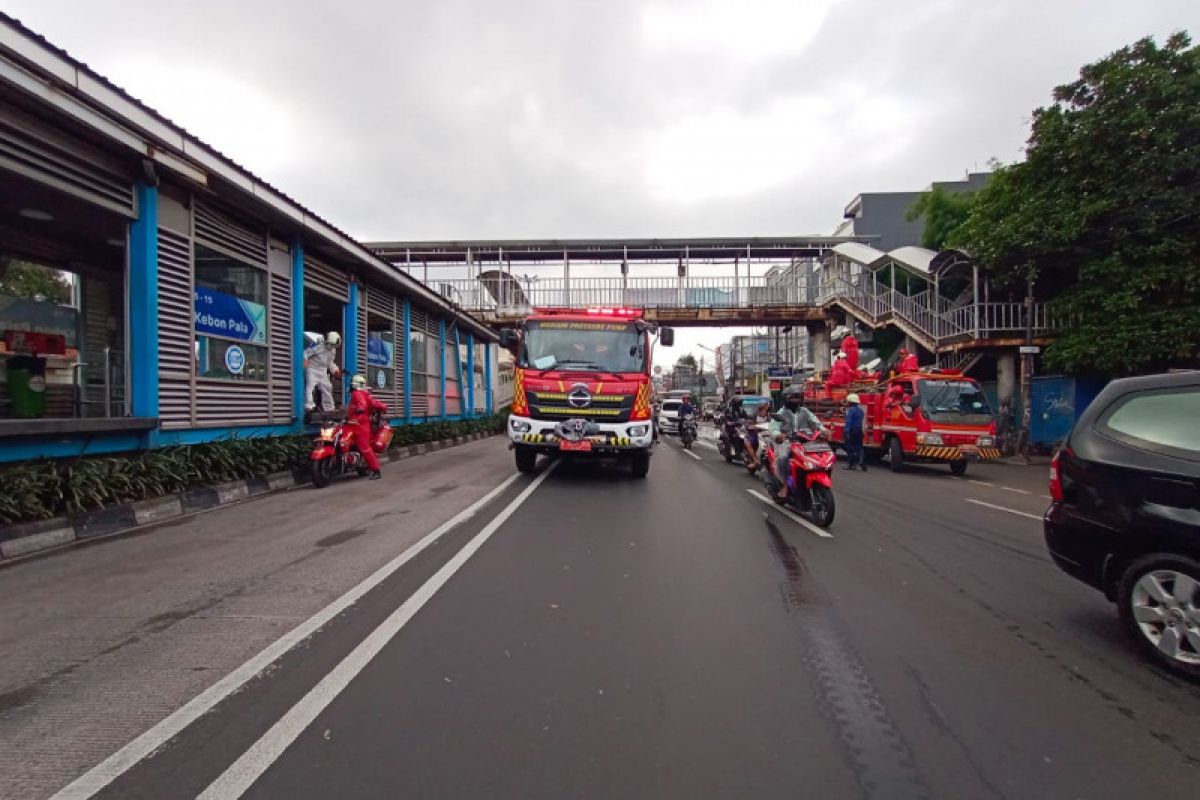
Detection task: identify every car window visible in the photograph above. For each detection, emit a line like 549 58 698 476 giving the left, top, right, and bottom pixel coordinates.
662 401 681 411
1101 387 1200 457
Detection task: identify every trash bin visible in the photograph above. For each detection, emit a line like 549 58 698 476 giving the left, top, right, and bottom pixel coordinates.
7 354 47 418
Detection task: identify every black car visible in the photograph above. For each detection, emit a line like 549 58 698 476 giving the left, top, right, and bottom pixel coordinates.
1044 371 1200 678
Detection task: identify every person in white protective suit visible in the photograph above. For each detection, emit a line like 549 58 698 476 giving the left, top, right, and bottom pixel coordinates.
304 331 342 414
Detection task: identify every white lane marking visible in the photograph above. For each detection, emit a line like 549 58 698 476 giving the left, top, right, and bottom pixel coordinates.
51 470 526 800
694 439 719 451
1040 494 1052 501
198 463 557 799
681 447 703 461
746 489 834 539
1001 486 1033 496
968 479 996 487
964 498 1043 521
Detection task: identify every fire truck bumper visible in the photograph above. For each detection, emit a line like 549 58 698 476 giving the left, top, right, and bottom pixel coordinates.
507 414 654 453
914 446 1002 462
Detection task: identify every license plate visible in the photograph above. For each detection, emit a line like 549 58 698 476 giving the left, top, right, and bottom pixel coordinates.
560 440 593 452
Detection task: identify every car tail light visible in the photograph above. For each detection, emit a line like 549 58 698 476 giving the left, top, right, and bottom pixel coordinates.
1049 449 1065 502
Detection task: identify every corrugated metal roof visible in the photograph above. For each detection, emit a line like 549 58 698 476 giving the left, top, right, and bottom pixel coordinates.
0 11 496 340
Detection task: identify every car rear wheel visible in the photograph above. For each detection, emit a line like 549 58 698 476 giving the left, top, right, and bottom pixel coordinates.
1117 554 1200 679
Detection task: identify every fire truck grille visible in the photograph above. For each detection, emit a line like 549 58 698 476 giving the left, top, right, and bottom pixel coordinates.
528 391 633 422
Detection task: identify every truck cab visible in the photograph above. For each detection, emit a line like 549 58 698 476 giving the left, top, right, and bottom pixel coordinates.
500 308 673 477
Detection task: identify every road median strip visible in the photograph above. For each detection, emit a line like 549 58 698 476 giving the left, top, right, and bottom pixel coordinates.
0 432 501 565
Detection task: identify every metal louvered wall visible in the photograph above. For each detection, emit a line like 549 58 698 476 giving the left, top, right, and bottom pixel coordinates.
157 227 194 428
304 256 349 301
194 200 268 267
409 307 430 417
357 295 367 384
364 286 403 413
0 101 136 217
269 272 292 423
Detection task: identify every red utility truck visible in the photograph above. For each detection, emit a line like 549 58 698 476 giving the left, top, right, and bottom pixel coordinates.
499 308 673 477
805 368 1001 475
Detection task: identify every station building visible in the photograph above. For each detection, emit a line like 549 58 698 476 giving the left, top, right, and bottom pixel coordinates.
0 14 497 464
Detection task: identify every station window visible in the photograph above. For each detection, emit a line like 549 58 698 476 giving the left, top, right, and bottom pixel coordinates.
367 315 395 392
194 244 268 381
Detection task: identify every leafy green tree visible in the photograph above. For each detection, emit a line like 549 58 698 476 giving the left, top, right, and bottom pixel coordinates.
906 186 977 250
675 353 697 370
0 258 72 304
950 33 1200 374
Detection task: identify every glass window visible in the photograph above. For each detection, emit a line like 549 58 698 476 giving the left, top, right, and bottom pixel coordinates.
367 315 395 393
410 329 427 374
917 379 993 425
194 244 268 382
518 320 645 372
1104 388 1200 455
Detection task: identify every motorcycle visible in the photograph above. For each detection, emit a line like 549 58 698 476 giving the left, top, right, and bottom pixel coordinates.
760 428 837 527
718 416 759 474
679 413 697 449
310 410 392 488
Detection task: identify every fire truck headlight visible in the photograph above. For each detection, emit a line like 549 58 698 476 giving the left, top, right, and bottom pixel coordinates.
628 425 649 437
977 435 994 447
510 419 532 433
917 433 944 446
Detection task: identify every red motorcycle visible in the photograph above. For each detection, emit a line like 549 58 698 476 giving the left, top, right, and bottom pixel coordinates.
760 428 837 527
310 410 392 488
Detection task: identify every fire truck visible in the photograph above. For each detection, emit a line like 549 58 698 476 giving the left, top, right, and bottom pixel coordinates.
499 308 673 477
804 368 1001 475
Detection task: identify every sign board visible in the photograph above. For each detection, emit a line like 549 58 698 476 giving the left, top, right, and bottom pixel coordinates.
1019 346 1041 355
367 335 394 367
224 344 246 375
653 365 662 375
194 286 266 344
769 381 782 391
766 366 793 378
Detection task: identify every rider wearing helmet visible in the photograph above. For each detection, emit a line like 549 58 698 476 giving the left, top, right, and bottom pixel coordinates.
304 330 342 417
772 384 823 499
348 372 388 480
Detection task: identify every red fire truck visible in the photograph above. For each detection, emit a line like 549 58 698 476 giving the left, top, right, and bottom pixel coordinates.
804 368 1001 475
499 308 673 477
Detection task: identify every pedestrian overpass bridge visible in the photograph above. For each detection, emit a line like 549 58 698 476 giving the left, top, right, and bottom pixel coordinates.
367 237 1058 367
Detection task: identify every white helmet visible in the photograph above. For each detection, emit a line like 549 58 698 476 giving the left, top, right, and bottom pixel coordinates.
836 350 847 359
846 393 861 404
326 331 341 347
351 373 367 389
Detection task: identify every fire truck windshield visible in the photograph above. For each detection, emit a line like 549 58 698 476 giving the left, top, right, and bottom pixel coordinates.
917 379 994 425
519 319 646 373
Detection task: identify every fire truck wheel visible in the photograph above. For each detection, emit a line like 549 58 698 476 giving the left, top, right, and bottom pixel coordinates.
630 450 650 479
949 460 968 476
514 446 538 474
888 436 905 473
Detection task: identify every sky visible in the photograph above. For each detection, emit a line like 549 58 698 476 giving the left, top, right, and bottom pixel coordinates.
4 0 1195 364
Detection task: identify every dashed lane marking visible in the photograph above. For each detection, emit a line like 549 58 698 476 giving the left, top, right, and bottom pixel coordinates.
746 489 834 539
1001 486 1033 495
680 447 703 461
964 498 1043 521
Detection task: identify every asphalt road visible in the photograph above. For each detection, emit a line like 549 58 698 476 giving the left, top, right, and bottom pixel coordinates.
3 427 1199 799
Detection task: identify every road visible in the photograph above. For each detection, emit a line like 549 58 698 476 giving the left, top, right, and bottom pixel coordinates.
2 428 1198 799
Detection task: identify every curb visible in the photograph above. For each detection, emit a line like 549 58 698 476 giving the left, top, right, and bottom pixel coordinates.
0 431 500 565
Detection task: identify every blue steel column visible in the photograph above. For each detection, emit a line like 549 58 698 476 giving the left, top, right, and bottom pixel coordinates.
129 183 159 432
343 282 359 386
466 332 475 417
402 299 412 422
485 342 494 414
290 239 305 422
438 318 447 419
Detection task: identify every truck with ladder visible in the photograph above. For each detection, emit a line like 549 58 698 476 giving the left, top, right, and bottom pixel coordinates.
499 307 674 477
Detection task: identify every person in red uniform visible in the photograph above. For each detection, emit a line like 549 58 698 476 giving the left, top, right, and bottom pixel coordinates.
827 351 855 387
897 347 919 373
348 373 387 480
840 333 860 372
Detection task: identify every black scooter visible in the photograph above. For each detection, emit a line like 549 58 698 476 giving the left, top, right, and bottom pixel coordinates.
717 415 758 473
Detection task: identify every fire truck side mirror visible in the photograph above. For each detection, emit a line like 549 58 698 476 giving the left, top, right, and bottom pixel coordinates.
660 328 675 347
499 328 520 351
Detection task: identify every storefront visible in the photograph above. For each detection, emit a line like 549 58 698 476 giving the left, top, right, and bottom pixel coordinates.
0 14 497 463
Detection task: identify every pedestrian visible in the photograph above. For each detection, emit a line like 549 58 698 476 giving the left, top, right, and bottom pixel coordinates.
843 393 866 471
304 331 342 418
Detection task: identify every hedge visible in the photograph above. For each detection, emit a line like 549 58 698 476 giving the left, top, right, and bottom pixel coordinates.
0 412 508 525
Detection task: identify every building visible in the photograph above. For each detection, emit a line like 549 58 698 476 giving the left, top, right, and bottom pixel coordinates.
832 172 991 251
0 14 498 464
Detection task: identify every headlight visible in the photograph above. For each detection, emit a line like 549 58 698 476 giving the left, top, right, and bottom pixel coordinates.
977 435 994 447
628 425 649 437
319 427 336 439
510 419 532 433
918 433 944 445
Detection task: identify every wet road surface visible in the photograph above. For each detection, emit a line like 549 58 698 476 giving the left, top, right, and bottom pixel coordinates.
4 431 1199 799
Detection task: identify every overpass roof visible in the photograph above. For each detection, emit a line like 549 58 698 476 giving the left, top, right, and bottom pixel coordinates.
368 236 864 265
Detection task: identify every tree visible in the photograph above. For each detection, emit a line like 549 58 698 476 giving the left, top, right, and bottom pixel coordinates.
0 259 72 304
675 353 697 370
950 32 1200 374
905 186 977 250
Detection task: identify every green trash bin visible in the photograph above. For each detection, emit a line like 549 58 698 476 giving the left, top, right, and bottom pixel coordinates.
7 354 47 418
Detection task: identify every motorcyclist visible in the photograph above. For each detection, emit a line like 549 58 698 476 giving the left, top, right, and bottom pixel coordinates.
742 400 771 467
348 373 387 480
678 394 697 441
772 385 823 500
305 331 342 417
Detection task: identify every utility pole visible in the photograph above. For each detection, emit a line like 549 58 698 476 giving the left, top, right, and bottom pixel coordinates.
1018 275 1035 464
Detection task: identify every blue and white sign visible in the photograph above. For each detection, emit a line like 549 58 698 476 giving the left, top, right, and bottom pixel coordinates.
376 369 387 389
367 335 394 368
195 286 267 344
224 344 246 375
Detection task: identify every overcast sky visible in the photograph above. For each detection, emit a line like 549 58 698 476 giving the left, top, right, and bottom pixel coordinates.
6 0 1195 362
